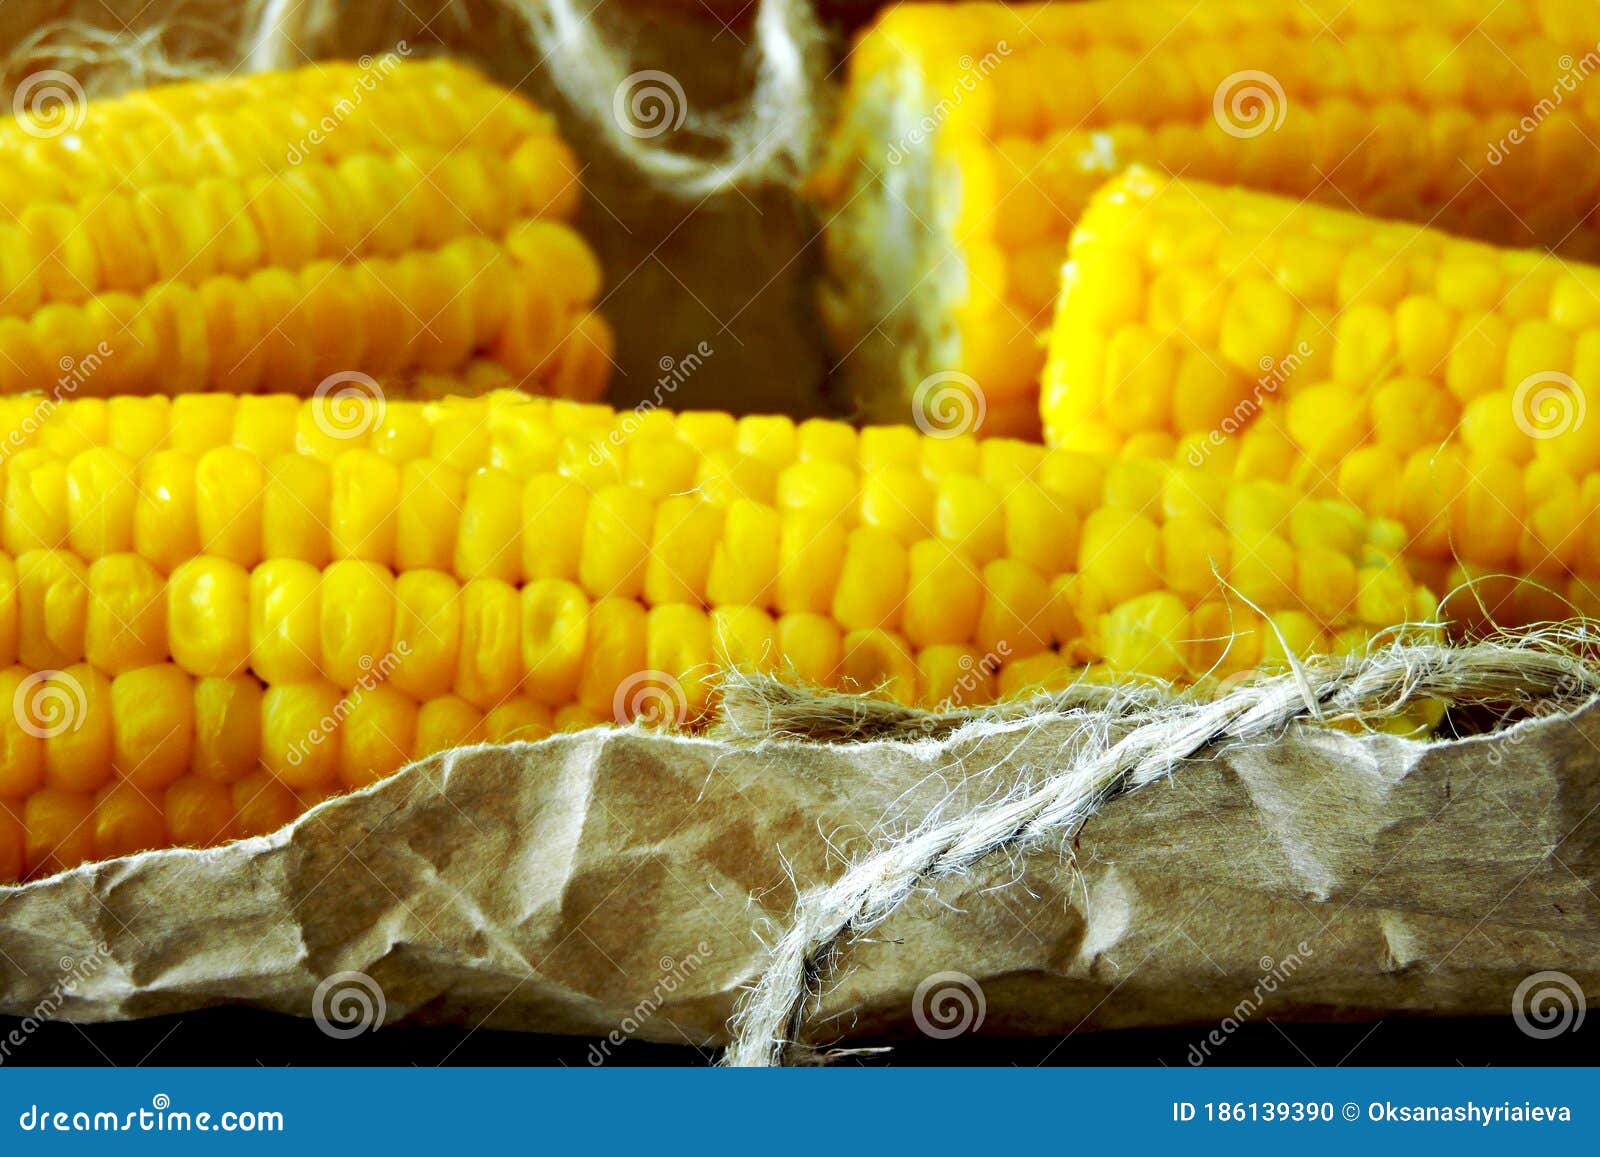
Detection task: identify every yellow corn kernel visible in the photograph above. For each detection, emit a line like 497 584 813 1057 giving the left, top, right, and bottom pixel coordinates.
975 559 1053 658
249 559 322 684
232 770 300 839
330 449 400 564
389 569 461 701
111 663 194 791
483 698 553 745
775 510 847 614
577 596 647 715
84 553 167 675
519 578 589 707
918 644 997 709
260 453 332 567
18 549 88 669
705 499 782 610
839 628 916 704
413 695 484 759
1229 531 1297 610
391 460 463 572
775 613 841 687
644 604 713 722
165 776 235 848
167 556 250 678
1100 592 1188 682
0 668 44 797
457 578 522 708
338 685 419 790
456 467 522 583
580 483 654 599
135 451 201 574
192 676 261 784
860 467 934 544
194 446 265 567
522 474 589 582
1078 508 1160 606
832 526 908 632
41 664 113 794
1004 483 1079 576
5 449 69 556
262 680 343 790
710 605 776 672
902 538 982 647
66 447 138 559
24 788 95 877
319 560 397 690
646 495 723 606
935 475 1005 564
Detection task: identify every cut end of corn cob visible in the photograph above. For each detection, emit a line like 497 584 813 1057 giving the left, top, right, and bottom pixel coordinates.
0 390 1435 882
819 0 1600 439
1043 165 1600 630
0 59 610 403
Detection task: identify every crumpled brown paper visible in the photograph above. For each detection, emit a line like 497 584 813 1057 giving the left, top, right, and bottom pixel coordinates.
2 702 1596 1052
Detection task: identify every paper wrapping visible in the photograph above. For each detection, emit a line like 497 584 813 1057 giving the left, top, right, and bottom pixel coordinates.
2 704 1596 1051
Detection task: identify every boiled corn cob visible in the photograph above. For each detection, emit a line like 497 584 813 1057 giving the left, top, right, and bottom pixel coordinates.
0 389 1434 881
817 0 1600 438
1043 166 1600 628
0 58 610 401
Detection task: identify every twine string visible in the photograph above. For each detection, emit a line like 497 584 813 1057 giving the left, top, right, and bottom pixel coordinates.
722 637 1600 1066
246 0 823 196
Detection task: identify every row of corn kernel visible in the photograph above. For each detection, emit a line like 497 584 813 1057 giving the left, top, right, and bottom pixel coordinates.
0 688 593 883
0 395 1056 489
0 234 608 398
0 662 566 800
5 778 309 881
0 507 1403 675
0 144 582 315
0 60 551 202
1220 417 1600 591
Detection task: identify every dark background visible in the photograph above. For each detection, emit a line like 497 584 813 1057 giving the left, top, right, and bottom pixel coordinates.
1 1010 1588 1067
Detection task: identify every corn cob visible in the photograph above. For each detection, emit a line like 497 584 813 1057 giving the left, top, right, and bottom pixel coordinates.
0 388 1433 880
0 59 610 401
1043 166 1600 628
816 0 1600 438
